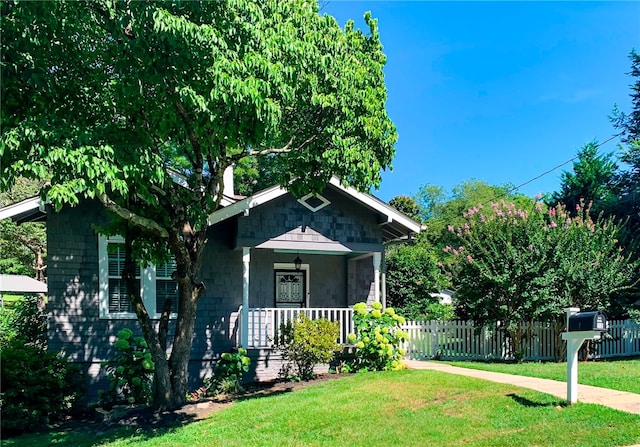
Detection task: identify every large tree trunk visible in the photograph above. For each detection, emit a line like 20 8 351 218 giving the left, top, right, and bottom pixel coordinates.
164 224 207 408
121 214 208 409
167 279 199 407
123 228 175 410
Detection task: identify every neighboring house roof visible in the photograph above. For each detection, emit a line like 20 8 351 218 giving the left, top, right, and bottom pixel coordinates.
0 197 45 224
0 274 47 294
430 289 454 305
207 176 423 242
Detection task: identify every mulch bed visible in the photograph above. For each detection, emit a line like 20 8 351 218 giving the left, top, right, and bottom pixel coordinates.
53 373 347 436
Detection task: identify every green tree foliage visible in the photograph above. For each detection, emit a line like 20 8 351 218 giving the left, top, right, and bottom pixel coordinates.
384 181 527 323
0 296 47 349
415 180 529 245
233 154 282 196
610 50 640 241
611 50 640 145
1 1 396 409
547 142 619 216
388 195 422 221
445 199 639 357
385 241 446 320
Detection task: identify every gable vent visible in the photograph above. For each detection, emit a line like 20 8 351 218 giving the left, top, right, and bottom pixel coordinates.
298 193 330 212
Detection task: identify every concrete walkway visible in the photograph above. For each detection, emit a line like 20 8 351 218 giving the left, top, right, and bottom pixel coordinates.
404 360 640 415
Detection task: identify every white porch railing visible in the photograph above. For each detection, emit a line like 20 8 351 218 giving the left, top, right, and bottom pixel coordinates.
238 307 355 349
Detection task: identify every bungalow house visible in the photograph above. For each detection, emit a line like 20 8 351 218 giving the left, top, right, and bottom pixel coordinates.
0 171 421 392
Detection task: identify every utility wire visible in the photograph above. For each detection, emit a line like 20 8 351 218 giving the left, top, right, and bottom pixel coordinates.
483 132 623 205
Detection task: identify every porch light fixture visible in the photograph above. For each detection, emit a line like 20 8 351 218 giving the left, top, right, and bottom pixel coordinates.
294 255 303 271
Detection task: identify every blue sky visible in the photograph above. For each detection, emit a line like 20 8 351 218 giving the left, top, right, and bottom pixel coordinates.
323 1 640 202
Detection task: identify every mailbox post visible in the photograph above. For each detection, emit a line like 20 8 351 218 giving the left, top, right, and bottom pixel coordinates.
561 307 607 404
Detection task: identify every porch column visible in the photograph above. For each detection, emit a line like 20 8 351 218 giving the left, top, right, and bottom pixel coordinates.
381 254 387 309
381 272 387 309
373 251 381 303
241 247 250 347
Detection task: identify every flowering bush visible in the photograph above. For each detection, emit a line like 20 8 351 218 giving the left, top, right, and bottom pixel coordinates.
443 198 638 359
347 302 408 372
99 328 154 406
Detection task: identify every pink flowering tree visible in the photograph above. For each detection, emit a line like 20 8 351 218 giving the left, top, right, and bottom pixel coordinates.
444 198 638 360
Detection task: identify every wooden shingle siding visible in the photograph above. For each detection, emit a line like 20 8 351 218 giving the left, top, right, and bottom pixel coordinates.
236 187 384 247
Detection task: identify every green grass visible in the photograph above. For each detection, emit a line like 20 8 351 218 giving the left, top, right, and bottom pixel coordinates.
5 370 640 447
0 293 25 310
445 358 640 394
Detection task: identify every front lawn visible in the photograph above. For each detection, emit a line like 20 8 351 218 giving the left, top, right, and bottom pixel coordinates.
4 370 640 447
445 358 640 394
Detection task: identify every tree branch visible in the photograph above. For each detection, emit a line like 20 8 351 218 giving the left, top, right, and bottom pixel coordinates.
98 193 169 238
173 90 204 188
235 134 319 160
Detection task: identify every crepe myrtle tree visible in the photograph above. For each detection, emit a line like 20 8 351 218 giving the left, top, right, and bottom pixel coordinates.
1 1 397 409
444 198 638 359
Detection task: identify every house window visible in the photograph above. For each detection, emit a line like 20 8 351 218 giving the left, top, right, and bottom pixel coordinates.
98 235 178 319
155 259 178 314
107 242 139 314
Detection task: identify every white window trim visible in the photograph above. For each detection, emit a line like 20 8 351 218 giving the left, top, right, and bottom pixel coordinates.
273 262 310 307
98 235 178 320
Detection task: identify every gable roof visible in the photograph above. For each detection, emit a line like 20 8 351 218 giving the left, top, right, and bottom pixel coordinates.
0 177 423 242
0 197 45 224
207 176 422 242
0 171 238 224
0 274 47 294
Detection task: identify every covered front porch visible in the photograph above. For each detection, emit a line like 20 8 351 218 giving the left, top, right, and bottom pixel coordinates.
234 246 383 349
204 176 422 354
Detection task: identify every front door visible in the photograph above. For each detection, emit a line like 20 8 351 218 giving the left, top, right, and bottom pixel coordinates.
275 270 306 308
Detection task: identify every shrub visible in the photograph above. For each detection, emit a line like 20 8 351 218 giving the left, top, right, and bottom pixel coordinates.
204 348 251 397
0 340 85 437
385 242 447 320
276 315 341 381
99 328 154 407
347 302 408 372
0 295 47 348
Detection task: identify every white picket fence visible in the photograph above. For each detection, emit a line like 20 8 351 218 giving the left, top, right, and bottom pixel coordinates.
238 307 640 361
403 319 640 361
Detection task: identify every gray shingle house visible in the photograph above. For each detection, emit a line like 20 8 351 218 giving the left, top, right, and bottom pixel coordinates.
1 173 421 391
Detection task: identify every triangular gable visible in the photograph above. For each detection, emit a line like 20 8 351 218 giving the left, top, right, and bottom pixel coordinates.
255 225 352 253
207 176 423 241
